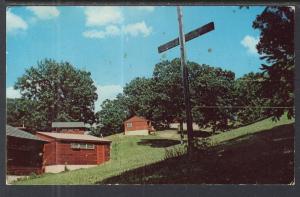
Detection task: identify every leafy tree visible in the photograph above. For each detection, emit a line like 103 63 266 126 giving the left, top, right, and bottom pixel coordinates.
190 64 236 133
122 59 185 129
120 59 237 132
14 59 98 131
253 6 294 119
234 72 268 124
7 98 27 127
123 77 156 120
151 59 185 128
97 94 128 136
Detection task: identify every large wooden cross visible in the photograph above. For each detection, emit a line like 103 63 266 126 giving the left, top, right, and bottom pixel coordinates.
158 6 215 153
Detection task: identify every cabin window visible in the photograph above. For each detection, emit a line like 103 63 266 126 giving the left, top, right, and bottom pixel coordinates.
70 143 95 150
126 122 132 128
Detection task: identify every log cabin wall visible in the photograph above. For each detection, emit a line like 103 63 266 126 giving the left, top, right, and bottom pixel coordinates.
124 116 150 132
7 136 45 175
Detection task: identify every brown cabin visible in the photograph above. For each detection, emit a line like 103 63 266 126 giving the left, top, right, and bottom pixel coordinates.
52 122 86 134
6 125 48 175
124 116 154 135
36 132 111 167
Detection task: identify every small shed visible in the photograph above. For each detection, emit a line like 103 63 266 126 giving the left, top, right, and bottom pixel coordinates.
52 122 86 134
6 125 48 175
124 116 154 135
36 132 111 172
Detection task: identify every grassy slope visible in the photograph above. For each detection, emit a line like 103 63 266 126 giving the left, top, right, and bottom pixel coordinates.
101 117 295 184
14 135 179 185
209 115 294 145
14 116 294 184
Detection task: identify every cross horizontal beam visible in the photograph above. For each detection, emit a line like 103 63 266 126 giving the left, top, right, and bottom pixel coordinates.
158 22 214 53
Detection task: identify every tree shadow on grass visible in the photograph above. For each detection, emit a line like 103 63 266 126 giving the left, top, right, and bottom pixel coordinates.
193 131 212 138
137 139 181 148
179 130 212 137
98 123 294 184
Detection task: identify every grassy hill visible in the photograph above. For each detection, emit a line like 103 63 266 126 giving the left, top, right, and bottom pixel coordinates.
13 133 181 185
13 115 294 185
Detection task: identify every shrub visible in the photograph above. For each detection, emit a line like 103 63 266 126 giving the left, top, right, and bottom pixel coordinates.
164 146 187 160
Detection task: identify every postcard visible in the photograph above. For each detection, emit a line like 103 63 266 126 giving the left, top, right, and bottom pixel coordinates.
5 5 295 185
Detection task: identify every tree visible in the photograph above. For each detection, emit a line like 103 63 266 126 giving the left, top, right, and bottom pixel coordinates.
7 98 28 127
152 59 185 128
7 98 51 131
14 59 98 131
253 6 294 119
123 77 156 120
123 59 185 129
189 64 236 133
234 72 268 125
97 94 128 136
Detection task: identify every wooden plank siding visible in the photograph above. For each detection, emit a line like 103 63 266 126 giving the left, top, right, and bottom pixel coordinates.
55 141 98 165
124 116 154 135
124 116 151 132
36 132 111 166
7 136 45 175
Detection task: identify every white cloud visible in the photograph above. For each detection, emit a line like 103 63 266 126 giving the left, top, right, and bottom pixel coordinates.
84 6 124 27
26 6 60 20
95 84 123 111
6 10 28 33
241 35 259 54
82 6 152 39
84 21 152 39
83 25 121 39
6 87 21 98
135 6 155 12
122 21 152 37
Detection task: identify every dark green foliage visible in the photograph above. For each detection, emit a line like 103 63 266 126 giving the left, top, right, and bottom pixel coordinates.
151 59 185 128
123 77 156 120
14 59 98 131
190 64 236 132
235 72 268 124
97 94 128 136
98 58 257 133
253 6 294 119
6 98 46 131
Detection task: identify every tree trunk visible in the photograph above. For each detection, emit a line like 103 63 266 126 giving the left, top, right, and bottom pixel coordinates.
179 121 184 144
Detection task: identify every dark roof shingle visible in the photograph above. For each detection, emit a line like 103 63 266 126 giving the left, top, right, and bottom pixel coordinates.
6 125 47 142
52 122 85 128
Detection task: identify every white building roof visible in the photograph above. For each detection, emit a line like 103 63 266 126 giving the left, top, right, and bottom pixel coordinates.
52 122 85 128
37 132 111 143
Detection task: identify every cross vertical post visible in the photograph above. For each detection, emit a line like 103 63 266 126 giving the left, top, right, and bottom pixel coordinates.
177 6 194 153
158 7 214 153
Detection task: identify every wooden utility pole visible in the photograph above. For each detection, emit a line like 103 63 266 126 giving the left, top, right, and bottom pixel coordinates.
176 6 194 153
157 6 215 153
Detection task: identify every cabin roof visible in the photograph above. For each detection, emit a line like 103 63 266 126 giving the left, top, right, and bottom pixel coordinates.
124 116 149 123
37 132 111 143
52 122 85 128
6 125 47 142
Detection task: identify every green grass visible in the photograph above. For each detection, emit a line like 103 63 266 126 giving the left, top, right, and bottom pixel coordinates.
13 115 294 185
14 134 180 185
100 121 295 184
209 115 294 145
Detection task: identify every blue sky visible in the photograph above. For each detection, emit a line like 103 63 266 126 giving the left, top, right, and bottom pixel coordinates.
6 6 265 111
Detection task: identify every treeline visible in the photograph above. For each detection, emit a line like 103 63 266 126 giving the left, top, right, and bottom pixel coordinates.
97 6 295 134
96 6 295 136
7 6 294 135
96 60 270 136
